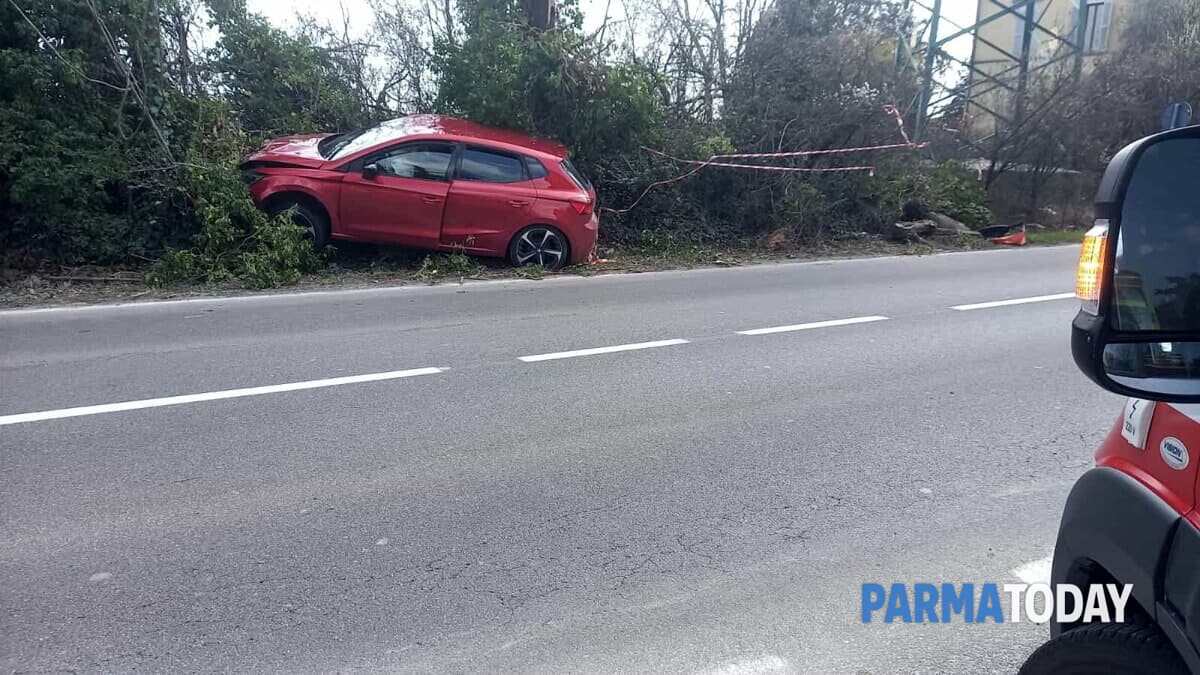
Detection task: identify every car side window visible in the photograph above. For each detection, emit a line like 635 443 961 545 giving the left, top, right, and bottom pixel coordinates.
373 143 453 181
457 148 526 183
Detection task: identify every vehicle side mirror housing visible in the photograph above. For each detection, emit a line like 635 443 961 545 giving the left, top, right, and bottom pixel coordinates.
1071 125 1200 403
362 163 380 179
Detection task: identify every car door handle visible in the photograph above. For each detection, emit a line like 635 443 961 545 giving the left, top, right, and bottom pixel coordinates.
423 196 443 204
508 199 530 207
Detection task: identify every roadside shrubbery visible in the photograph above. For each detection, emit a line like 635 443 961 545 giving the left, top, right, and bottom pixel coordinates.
412 252 487 282
880 162 993 227
143 104 322 289
1 0 995 287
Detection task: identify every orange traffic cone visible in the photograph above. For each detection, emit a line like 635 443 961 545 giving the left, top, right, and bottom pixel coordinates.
992 224 1027 246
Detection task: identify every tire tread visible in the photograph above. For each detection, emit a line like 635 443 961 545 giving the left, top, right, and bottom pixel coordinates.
1020 622 1188 675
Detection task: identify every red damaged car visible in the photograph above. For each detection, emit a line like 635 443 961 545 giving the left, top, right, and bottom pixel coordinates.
240 115 599 270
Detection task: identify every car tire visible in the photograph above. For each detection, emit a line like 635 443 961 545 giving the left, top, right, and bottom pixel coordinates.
508 225 570 271
1018 622 1188 675
267 198 330 251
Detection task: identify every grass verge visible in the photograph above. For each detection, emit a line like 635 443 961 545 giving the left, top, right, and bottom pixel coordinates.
1027 229 1084 246
0 233 1073 309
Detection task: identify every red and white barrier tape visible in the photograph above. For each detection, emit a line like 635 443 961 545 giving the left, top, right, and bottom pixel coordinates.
642 147 878 174
882 104 916 146
601 105 927 216
700 141 922 159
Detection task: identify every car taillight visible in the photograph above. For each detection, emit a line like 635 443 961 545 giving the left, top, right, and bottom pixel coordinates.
569 199 593 215
1076 220 1109 315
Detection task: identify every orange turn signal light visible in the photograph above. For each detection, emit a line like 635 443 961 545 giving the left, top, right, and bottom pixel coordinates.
1076 221 1109 315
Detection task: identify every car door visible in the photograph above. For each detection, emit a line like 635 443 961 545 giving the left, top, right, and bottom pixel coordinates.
441 146 539 255
338 141 454 248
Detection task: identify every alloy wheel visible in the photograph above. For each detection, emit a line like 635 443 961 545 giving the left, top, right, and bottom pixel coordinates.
290 211 315 240
515 228 565 267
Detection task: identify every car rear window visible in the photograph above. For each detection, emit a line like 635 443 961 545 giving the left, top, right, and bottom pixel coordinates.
457 148 526 183
560 159 592 190
524 157 548 179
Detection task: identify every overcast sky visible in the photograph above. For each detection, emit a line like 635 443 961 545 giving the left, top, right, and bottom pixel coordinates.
246 0 618 34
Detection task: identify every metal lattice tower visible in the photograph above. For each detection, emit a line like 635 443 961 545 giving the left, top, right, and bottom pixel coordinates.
901 0 1093 145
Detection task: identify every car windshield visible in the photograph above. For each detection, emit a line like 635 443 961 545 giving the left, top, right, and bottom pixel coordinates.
317 131 359 159
318 127 374 160
318 119 436 160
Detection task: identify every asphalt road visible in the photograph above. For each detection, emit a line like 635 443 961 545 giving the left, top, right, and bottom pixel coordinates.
0 245 1121 674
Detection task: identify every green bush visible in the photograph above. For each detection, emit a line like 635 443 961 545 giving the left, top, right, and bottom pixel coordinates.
928 162 992 227
879 161 992 227
412 252 486 282
0 1 185 264
207 10 368 136
143 249 201 286
145 103 321 288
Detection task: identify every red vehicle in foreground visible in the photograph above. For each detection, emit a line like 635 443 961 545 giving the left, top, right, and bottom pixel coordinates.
1020 125 1200 673
241 115 599 270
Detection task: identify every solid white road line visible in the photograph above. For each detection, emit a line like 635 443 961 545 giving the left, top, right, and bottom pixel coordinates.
518 339 689 362
0 367 444 426
736 315 889 336
708 655 790 675
950 292 1075 311
1012 554 1054 585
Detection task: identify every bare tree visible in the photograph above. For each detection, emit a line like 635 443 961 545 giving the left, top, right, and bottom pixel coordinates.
160 0 207 94
622 0 762 121
370 0 438 112
1069 0 1200 163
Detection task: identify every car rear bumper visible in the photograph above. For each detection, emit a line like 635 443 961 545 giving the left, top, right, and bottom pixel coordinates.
568 213 599 264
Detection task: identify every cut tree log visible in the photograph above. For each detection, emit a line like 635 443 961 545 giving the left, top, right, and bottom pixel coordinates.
929 212 977 235
888 219 938 244
890 216 983 245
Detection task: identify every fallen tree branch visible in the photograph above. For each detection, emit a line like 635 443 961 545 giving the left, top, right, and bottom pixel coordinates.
45 275 141 283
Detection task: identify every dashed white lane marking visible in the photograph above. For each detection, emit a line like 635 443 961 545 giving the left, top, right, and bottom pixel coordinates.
706 655 789 675
1012 554 1054 585
0 367 444 426
950 292 1075 311
737 315 889 336
518 339 690 362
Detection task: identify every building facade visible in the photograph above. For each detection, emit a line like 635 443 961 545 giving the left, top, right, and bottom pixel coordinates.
965 0 1130 140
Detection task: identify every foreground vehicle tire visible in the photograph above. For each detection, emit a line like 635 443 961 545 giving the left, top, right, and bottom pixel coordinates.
1019 622 1188 675
508 225 569 270
267 198 330 250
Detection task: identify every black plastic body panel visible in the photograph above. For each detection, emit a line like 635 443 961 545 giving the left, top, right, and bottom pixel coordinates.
1165 520 1200 667
1051 467 1200 672
1051 467 1177 634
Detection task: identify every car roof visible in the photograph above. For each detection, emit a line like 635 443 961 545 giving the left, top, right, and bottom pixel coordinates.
351 115 569 159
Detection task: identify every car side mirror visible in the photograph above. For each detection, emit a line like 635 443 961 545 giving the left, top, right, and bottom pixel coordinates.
1071 125 1200 403
363 163 380 179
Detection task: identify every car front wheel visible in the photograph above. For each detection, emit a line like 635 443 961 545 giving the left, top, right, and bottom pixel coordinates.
509 225 569 270
1019 622 1188 675
267 198 330 251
